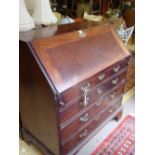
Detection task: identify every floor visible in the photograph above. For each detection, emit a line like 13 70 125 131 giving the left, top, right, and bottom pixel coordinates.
19 87 135 155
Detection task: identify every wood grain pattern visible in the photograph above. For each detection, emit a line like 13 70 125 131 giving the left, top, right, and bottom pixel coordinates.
59 70 127 125
20 21 131 155
20 41 60 155
61 98 123 154
59 83 125 141
58 59 128 105
19 21 106 42
31 25 130 93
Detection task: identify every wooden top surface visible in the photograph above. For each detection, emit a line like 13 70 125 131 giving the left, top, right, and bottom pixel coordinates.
30 24 130 93
19 21 106 42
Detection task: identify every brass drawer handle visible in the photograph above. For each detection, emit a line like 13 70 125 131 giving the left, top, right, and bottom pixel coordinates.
59 101 64 107
94 115 101 121
113 65 120 73
98 73 105 81
78 30 86 38
81 83 90 107
97 88 103 95
112 78 118 85
108 108 114 113
81 82 90 91
79 129 88 138
96 101 102 106
110 91 117 99
80 113 89 122
80 96 90 107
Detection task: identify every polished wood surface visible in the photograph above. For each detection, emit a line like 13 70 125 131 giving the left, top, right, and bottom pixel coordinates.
20 21 131 155
31 25 130 93
19 21 106 42
59 69 127 124
60 83 125 141
59 59 128 105
61 98 122 154
20 41 60 155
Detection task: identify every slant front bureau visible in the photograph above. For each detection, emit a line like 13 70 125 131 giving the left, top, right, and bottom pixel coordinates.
20 22 131 155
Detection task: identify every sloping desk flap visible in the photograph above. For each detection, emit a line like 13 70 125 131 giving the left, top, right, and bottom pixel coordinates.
31 25 130 93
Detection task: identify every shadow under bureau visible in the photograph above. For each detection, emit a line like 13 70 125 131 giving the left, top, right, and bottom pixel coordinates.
19 22 131 155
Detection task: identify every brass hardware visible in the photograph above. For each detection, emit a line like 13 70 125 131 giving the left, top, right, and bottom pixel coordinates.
112 78 118 85
80 96 90 107
81 83 90 107
59 101 64 106
80 113 89 122
108 108 113 113
82 82 90 90
98 73 105 81
94 115 101 121
78 30 86 38
110 91 117 99
96 101 101 106
97 88 103 95
96 101 102 107
79 129 88 138
113 65 120 73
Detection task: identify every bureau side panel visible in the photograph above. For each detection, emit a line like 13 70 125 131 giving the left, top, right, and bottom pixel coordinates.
19 41 60 155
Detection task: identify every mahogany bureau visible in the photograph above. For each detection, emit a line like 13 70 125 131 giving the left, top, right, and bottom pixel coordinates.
19 22 131 155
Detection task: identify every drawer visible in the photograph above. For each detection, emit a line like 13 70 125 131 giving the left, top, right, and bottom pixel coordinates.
59 85 124 141
59 70 127 124
58 60 128 106
61 98 122 154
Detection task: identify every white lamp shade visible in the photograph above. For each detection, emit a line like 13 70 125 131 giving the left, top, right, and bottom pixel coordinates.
32 0 57 25
19 0 35 32
24 0 37 14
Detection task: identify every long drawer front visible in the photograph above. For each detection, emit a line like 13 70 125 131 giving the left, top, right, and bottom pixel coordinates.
59 69 127 124
58 59 128 106
59 83 125 141
61 98 122 154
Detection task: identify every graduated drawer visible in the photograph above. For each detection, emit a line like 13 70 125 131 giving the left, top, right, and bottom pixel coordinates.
61 98 122 154
58 59 128 106
58 70 127 124
59 84 124 141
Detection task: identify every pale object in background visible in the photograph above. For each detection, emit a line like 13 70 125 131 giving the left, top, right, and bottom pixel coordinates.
24 0 37 14
19 0 35 32
32 0 57 25
59 16 75 25
76 2 91 17
53 12 62 24
83 12 102 22
117 25 134 45
53 12 74 25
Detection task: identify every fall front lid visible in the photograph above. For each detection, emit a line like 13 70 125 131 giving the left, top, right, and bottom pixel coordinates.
31 25 130 93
